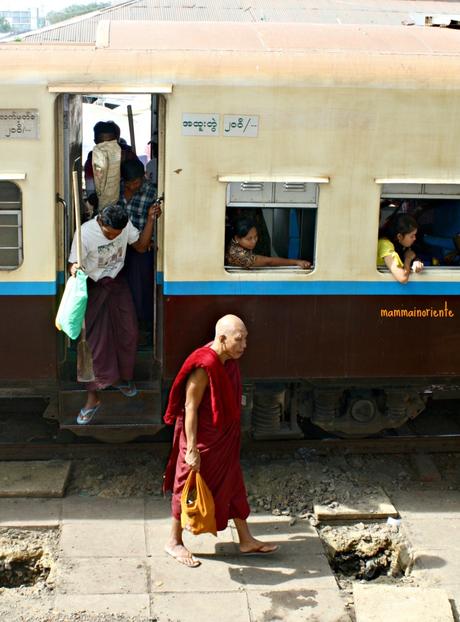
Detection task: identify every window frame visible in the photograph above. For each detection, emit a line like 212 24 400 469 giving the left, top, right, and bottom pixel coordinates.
0 180 24 271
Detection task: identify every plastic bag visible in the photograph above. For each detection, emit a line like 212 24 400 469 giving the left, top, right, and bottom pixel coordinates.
55 269 88 340
180 471 217 536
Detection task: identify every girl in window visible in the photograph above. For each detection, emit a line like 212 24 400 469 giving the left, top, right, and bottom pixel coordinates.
377 214 424 283
226 218 311 269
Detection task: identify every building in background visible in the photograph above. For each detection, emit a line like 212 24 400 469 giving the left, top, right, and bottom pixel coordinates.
0 7 42 34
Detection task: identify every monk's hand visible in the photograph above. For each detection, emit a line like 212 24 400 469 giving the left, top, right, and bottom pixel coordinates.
69 263 79 277
185 447 200 471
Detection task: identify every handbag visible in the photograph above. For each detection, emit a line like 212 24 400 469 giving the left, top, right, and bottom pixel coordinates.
55 269 88 340
180 471 217 536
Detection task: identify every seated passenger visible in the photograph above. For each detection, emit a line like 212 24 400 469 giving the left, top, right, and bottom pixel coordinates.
377 214 424 284
226 219 311 269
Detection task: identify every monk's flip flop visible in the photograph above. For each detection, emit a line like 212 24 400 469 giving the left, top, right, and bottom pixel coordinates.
76 403 101 425
114 381 138 398
164 546 201 568
240 545 280 556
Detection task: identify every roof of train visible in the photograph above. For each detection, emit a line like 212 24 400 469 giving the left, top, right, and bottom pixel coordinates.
14 0 460 44
2 21 460 89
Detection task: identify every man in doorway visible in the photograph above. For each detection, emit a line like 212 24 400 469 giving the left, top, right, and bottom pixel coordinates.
120 157 160 342
163 314 279 567
68 201 161 424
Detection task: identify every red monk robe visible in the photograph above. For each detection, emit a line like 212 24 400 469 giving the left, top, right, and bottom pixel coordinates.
163 345 250 531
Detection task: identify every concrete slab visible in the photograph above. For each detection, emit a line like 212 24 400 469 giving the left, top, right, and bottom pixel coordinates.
145 495 173 520
55 557 148 594
230 514 325 556
246 587 351 622
229 552 338 592
0 594 56 622
314 487 398 520
60 521 146 557
0 498 61 527
389 490 460 519
353 584 453 622
148 555 243 592
403 518 460 550
54 593 150 618
0 460 71 498
62 495 144 523
150 592 251 622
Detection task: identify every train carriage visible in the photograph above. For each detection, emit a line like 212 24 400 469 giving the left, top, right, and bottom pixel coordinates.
1 20 460 440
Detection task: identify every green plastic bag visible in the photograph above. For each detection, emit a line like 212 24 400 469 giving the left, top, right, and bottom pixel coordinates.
55 269 88 340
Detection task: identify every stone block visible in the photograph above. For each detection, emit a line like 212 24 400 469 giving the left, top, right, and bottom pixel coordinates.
353 584 453 622
0 498 61 527
55 557 148 594
150 592 250 622
62 495 144 522
246 587 350 622
0 461 71 497
60 521 146 557
54 594 150 618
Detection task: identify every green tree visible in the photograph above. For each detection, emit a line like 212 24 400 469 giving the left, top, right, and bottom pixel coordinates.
0 17 12 32
46 3 110 25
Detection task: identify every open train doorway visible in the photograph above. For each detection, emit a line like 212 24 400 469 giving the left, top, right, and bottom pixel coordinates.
55 91 165 441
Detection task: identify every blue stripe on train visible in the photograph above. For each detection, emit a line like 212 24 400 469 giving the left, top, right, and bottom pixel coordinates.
0 281 57 295
1 279 460 296
164 280 460 296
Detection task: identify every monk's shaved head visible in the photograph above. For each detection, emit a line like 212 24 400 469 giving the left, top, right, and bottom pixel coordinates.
215 314 247 338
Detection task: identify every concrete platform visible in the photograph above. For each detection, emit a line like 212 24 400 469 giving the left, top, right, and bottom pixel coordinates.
353 584 453 622
2 488 460 622
0 495 351 622
0 460 71 497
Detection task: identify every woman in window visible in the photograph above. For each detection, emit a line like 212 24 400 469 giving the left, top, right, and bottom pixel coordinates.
226 218 311 269
377 214 424 283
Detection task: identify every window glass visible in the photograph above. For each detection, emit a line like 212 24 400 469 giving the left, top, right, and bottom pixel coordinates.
225 181 317 271
0 181 23 269
378 184 460 269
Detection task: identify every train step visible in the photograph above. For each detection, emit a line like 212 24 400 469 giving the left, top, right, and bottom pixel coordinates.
57 388 163 442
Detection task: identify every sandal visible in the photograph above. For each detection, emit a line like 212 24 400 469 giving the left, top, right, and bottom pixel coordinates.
114 381 138 398
76 402 101 425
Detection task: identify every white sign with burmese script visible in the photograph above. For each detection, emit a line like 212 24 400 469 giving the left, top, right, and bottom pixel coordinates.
0 109 40 140
182 113 219 136
223 115 259 137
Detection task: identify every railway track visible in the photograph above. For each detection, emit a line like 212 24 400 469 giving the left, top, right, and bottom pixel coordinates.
2 434 460 460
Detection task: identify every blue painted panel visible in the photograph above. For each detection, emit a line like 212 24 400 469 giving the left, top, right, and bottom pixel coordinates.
163 280 460 296
0 281 57 296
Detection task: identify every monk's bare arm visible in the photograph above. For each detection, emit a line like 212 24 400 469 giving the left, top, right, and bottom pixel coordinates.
184 367 209 471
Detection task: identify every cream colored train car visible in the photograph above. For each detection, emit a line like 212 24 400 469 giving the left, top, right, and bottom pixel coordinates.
1 21 460 439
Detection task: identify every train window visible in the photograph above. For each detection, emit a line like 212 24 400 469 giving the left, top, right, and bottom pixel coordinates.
378 183 460 269
0 181 23 270
225 182 317 271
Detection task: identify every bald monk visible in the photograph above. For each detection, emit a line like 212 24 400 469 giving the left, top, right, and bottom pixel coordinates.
163 314 278 567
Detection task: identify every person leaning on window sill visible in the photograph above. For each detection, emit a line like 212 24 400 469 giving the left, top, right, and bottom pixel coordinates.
377 214 424 284
225 218 311 270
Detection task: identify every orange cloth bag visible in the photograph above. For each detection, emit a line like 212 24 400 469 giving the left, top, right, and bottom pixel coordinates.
180 471 217 536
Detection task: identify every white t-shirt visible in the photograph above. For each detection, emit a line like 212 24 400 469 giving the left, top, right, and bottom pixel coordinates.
69 217 140 282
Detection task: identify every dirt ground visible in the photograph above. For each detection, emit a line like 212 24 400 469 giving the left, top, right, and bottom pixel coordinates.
2 445 460 621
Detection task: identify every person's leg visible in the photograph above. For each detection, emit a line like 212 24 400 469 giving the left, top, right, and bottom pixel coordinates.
110 276 138 383
164 517 201 567
233 517 279 554
83 389 99 410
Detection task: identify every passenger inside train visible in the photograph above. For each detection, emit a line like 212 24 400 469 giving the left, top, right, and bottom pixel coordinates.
225 218 311 269
119 157 160 343
84 120 136 214
377 214 424 283
377 190 460 276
